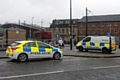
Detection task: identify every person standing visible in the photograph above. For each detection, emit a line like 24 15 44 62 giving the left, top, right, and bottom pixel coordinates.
58 38 63 49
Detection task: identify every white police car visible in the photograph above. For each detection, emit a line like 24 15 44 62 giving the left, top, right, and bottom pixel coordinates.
6 40 63 62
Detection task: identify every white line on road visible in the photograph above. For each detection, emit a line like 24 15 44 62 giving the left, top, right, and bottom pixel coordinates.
63 58 88 62
93 65 120 69
0 71 64 79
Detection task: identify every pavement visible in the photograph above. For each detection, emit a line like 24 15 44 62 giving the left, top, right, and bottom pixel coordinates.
0 45 120 59
62 46 120 58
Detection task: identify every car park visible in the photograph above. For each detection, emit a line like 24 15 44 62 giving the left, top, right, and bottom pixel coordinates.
6 40 63 62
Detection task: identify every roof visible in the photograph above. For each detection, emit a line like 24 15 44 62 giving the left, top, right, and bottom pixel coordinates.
79 14 120 22
88 36 114 38
1 23 42 31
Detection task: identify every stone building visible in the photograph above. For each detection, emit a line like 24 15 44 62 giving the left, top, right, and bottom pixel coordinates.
50 19 79 44
0 28 26 46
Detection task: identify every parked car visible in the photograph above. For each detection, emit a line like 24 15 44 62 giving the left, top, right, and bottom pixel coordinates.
6 40 63 62
76 36 116 53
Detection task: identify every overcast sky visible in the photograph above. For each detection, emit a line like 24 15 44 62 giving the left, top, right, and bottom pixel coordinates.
0 0 120 27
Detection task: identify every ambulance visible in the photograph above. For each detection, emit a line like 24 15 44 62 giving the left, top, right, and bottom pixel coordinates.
76 36 116 53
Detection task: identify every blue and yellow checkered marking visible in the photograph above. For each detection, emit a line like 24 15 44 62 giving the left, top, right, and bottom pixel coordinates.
79 42 109 47
77 41 116 51
23 46 31 52
23 47 58 52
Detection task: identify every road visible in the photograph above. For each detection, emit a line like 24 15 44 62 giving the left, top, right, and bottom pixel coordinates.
0 56 120 80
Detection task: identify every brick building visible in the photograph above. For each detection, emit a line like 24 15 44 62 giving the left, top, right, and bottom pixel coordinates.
78 14 120 44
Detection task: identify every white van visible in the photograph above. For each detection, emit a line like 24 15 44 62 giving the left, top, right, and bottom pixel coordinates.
76 36 116 53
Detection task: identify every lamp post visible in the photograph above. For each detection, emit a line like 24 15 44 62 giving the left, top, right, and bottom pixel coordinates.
85 8 94 36
30 17 34 40
70 0 73 50
41 19 44 27
86 7 88 36
109 24 112 53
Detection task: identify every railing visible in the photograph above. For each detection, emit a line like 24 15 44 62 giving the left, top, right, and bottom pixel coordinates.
0 39 58 48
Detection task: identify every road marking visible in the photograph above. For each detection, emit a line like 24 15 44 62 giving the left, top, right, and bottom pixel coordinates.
63 59 87 61
0 71 64 79
93 65 120 69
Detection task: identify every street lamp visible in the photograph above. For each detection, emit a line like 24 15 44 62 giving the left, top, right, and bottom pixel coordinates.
70 0 73 50
86 7 88 36
109 24 112 53
30 17 34 40
41 19 44 27
86 7 94 36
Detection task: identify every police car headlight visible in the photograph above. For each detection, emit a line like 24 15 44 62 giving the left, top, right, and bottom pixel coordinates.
76 44 79 46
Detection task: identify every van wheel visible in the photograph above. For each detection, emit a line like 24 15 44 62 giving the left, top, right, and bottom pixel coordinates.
18 53 28 62
79 47 83 52
53 53 61 60
102 48 109 53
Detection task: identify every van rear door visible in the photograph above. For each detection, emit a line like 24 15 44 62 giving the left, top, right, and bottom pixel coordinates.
111 37 116 50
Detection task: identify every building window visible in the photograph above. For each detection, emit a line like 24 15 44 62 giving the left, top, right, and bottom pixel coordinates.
59 21 64 24
0 33 3 40
87 30 90 34
62 29 64 33
73 20 76 24
80 30 84 34
59 29 61 33
66 36 68 39
53 29 56 33
55 21 59 25
101 22 104 26
92 23 96 27
66 28 68 33
65 20 69 24
80 23 83 27
101 30 104 34
92 30 96 34
106 22 111 26
114 22 118 26
114 29 118 34
106 30 110 33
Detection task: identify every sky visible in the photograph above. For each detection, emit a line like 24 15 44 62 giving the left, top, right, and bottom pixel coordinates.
0 0 120 27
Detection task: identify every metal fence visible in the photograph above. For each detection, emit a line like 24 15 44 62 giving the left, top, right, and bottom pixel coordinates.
0 39 58 48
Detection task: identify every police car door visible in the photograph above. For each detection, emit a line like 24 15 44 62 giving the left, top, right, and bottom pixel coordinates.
82 37 92 49
23 42 39 58
37 42 52 58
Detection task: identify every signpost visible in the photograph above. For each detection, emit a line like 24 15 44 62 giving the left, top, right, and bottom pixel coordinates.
107 32 111 53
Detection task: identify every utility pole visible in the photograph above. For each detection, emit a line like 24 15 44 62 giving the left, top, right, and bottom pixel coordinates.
70 0 73 50
30 17 34 40
109 24 112 53
18 20 20 25
86 7 88 36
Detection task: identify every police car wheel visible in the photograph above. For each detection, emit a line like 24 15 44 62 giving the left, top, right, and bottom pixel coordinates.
79 47 83 52
53 53 61 60
18 53 28 62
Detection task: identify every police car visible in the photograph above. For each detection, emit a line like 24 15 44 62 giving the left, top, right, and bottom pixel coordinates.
76 36 116 53
6 41 63 62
